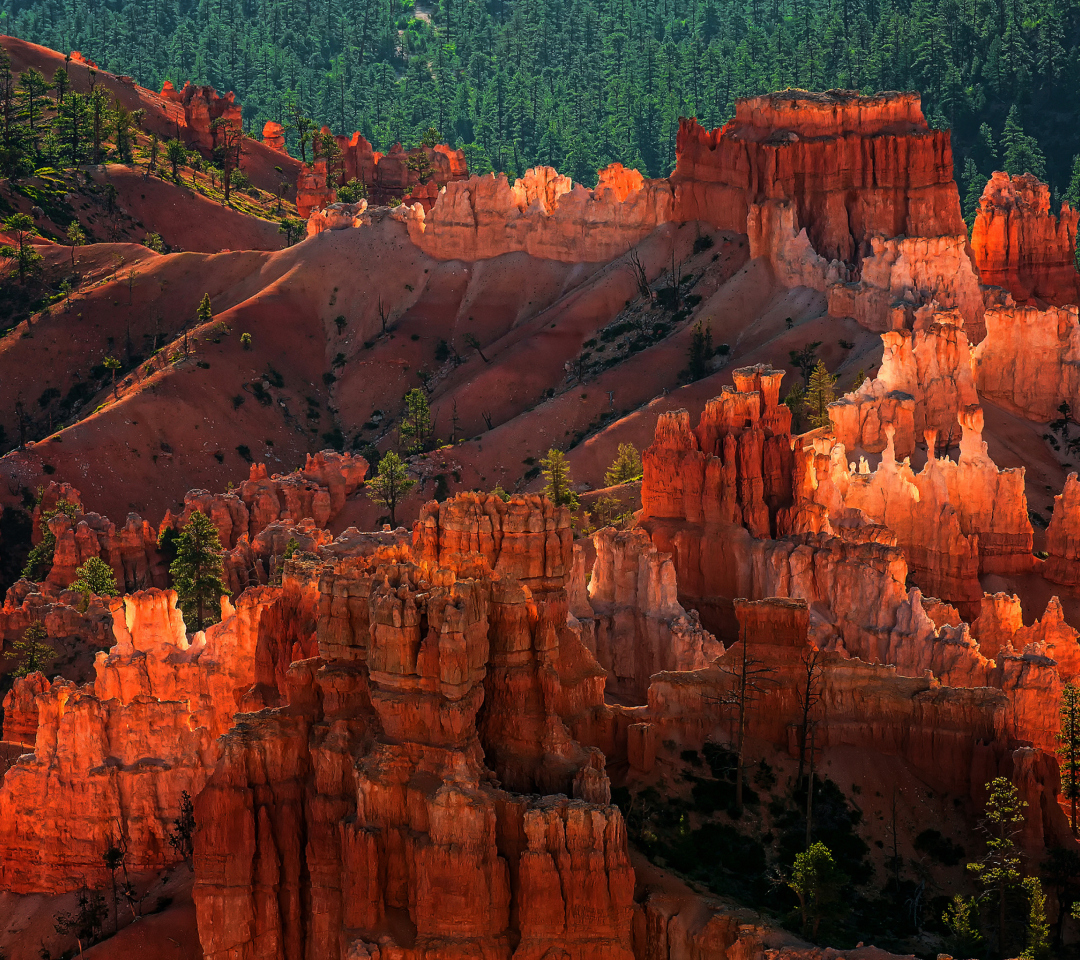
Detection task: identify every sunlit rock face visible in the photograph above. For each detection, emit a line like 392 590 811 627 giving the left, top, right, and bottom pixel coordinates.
673 90 965 260
971 170 1080 305
193 494 633 960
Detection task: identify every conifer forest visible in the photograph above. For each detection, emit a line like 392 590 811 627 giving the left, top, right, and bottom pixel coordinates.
2 0 1078 211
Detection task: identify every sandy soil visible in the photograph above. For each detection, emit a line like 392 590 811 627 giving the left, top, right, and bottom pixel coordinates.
0 866 200 960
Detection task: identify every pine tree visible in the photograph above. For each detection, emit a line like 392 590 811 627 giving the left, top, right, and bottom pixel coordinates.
0 212 43 284
788 842 846 940
1059 681 1080 835
165 138 188 179
103 355 121 397
69 556 119 597
784 381 806 432
66 221 86 270
962 157 985 234
169 511 230 632
187 293 212 355
17 67 50 150
541 448 579 509
1066 155 1080 210
197 293 213 325
12 620 54 677
54 91 91 166
967 777 1027 957
365 451 416 527
400 387 432 455
604 443 642 486
88 87 112 163
1022 877 1051 960
114 100 134 163
805 360 838 429
686 321 714 381
942 895 984 958
1001 105 1047 180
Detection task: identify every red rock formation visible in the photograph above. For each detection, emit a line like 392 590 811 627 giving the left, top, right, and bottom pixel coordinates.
971 171 1080 305
1046 473 1080 587
296 157 336 219
193 494 632 960
793 416 1034 609
577 526 722 703
972 302 1080 421
830 310 980 455
0 671 48 745
0 587 274 893
640 364 793 539
0 581 114 680
826 234 985 342
400 162 674 263
261 120 285 152
635 597 1072 850
672 91 965 262
296 135 470 217
162 81 243 152
305 199 368 236
161 452 367 545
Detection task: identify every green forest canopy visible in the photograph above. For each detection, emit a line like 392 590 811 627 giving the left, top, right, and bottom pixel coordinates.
4 0 1080 217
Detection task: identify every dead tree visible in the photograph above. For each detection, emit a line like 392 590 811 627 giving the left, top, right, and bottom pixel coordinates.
796 644 824 783
213 118 244 206
706 616 777 816
464 333 489 363
669 250 684 311
624 244 652 300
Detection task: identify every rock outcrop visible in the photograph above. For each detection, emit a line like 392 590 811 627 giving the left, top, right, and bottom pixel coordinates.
401 162 674 263
793 416 1033 610
826 234 986 342
0 581 114 681
296 134 470 217
830 309 980 455
640 363 793 539
0 455 367 686
576 526 723 703
261 120 285 152
673 91 965 260
193 494 633 960
0 587 274 892
971 171 1080 305
160 80 243 152
1045 473 1080 587
972 302 1080 421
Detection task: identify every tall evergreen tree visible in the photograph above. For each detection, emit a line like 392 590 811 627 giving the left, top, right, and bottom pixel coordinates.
967 777 1027 958
805 360 838 430
1059 681 1080 835
400 387 432 455
169 511 230 631
541 448 579 509
12 620 54 677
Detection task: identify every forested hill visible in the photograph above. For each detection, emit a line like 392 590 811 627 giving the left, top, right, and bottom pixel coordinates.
4 0 1080 216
